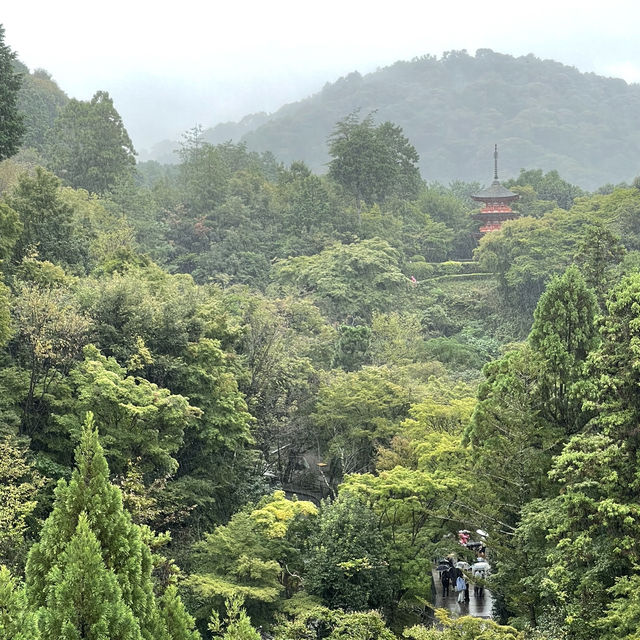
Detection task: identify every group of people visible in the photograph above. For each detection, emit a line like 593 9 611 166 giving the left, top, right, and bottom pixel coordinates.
439 561 487 604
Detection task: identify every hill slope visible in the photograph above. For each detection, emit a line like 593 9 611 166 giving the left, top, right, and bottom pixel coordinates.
202 49 640 190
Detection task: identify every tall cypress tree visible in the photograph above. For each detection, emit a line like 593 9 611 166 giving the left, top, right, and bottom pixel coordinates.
528 264 598 431
39 513 141 640
26 412 200 640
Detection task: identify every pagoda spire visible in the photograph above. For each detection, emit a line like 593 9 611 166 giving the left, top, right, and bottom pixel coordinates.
494 143 498 181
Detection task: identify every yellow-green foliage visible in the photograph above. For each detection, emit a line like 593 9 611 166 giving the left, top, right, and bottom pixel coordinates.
0 437 44 568
252 490 318 539
404 609 522 639
189 492 317 616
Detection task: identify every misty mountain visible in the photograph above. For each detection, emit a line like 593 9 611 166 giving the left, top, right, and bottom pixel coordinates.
179 49 640 190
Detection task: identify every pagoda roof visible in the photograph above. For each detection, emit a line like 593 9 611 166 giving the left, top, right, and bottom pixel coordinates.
472 180 519 202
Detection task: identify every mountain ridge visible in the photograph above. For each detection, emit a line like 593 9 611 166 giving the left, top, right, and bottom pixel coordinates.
147 49 640 190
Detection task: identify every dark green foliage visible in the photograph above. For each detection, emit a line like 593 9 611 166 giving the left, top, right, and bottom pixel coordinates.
328 112 421 209
528 265 598 429
306 494 394 612
0 203 22 264
273 238 408 322
574 223 626 302
311 366 410 481
17 68 68 152
45 91 136 193
0 25 25 161
8 167 84 269
332 325 371 371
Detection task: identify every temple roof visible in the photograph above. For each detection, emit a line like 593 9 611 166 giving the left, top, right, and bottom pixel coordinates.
471 180 519 202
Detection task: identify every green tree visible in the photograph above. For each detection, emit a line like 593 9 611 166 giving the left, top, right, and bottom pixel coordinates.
54 344 199 477
208 595 261 640
328 112 421 211
46 91 136 193
25 413 175 640
177 130 231 214
0 202 22 264
305 494 394 612
10 282 91 439
0 436 44 569
164 337 255 526
404 609 522 639
17 68 68 152
0 25 25 161
341 466 465 609
188 491 317 623
506 168 583 210
0 566 39 640
39 513 142 640
509 274 640 636
272 606 395 640
574 223 626 303
311 366 410 482
528 264 598 430
273 238 408 322
332 324 371 371
8 167 84 268
160 586 201 640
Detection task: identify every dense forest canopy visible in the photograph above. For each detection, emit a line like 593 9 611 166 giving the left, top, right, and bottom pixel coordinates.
3 22 640 640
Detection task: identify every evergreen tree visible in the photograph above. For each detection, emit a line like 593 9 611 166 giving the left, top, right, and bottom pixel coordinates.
528 264 598 430
46 91 136 193
0 565 39 640
513 274 640 637
39 513 142 640
305 494 394 612
8 167 83 268
573 223 625 304
26 412 197 640
0 24 25 161
160 586 201 640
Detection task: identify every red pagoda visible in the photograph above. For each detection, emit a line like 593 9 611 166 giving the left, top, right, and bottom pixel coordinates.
472 145 519 235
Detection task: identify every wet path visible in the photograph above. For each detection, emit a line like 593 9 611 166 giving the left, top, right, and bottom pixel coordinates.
432 569 493 619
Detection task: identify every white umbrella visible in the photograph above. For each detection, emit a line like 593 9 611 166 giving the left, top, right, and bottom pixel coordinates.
472 561 490 572
455 561 471 570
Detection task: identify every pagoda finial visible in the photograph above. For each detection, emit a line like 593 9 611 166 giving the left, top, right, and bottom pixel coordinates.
494 144 499 181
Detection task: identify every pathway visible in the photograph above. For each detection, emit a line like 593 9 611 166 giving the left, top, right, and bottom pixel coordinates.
431 569 493 619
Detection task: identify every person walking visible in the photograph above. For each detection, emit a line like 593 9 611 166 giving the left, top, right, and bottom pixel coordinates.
473 567 485 597
456 574 466 604
441 568 450 597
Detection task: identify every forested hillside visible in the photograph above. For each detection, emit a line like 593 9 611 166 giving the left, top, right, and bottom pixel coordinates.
4 22 640 640
196 49 640 190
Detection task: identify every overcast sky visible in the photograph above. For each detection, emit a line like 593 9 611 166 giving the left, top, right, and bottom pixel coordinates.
4 0 640 151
